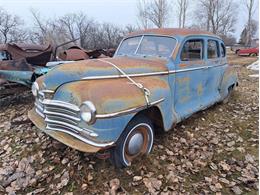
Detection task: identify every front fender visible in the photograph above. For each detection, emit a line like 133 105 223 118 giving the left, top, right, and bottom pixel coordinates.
53 75 170 143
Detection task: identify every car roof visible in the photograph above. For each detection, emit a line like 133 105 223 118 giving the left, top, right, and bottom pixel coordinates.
127 28 221 39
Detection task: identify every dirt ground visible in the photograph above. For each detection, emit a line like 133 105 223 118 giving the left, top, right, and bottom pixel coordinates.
0 54 258 195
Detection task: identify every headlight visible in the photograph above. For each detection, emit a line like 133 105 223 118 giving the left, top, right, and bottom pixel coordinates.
31 82 39 97
80 101 96 124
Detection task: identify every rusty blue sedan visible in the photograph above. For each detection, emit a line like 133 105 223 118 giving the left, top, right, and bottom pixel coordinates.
28 28 238 167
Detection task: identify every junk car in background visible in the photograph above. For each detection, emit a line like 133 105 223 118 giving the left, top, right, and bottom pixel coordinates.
0 42 115 87
0 43 53 86
58 46 115 61
238 47 259 56
29 28 238 168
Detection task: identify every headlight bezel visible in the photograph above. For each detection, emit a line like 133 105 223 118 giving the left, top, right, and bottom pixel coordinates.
80 101 96 125
32 82 39 97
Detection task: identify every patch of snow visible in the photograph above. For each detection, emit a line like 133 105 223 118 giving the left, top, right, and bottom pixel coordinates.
249 74 259 78
247 60 259 71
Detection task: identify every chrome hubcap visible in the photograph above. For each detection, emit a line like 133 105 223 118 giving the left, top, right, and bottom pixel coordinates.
128 133 144 155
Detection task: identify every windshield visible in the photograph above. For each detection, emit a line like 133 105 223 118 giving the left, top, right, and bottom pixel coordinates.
116 35 176 58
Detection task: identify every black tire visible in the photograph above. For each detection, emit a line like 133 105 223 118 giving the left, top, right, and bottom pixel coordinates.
222 85 234 104
110 115 154 168
250 53 257 57
235 49 240 54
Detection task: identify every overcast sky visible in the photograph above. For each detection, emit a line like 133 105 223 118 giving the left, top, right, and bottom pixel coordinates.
0 0 259 40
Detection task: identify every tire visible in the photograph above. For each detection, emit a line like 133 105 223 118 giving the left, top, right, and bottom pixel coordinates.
235 49 240 54
250 53 257 57
222 85 234 104
110 115 154 168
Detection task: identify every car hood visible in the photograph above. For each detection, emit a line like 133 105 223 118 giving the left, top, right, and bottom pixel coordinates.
39 56 168 91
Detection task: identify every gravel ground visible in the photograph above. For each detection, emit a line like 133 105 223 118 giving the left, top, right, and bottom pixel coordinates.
0 55 258 195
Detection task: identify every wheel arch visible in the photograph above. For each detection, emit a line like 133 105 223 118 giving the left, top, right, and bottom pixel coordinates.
129 105 165 134
219 65 238 100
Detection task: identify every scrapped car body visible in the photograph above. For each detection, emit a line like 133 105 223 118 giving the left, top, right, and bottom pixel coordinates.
0 43 115 86
28 28 238 167
0 43 53 86
58 46 115 61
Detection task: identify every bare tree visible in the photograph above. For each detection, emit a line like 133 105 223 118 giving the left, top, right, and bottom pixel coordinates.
243 0 257 46
137 0 171 28
137 0 151 29
30 9 59 44
177 0 188 28
0 8 26 43
59 13 95 47
147 0 171 28
221 34 237 45
193 0 237 36
124 24 139 34
101 23 124 49
239 19 258 45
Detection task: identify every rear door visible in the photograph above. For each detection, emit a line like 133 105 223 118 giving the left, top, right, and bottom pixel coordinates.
204 39 226 106
173 37 207 119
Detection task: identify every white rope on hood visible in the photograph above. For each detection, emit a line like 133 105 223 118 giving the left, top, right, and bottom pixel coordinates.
96 59 151 105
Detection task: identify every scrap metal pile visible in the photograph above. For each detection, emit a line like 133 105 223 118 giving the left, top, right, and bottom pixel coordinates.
0 42 115 99
0 43 53 86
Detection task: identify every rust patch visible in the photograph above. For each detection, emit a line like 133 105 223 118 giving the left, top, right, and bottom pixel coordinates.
177 77 191 103
177 77 190 84
60 76 168 114
172 43 180 59
58 46 115 61
0 43 53 66
127 28 220 39
179 63 188 68
197 83 203 96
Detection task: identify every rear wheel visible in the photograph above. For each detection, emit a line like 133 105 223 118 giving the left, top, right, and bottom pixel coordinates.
235 49 240 54
222 85 235 104
250 53 257 57
110 115 154 168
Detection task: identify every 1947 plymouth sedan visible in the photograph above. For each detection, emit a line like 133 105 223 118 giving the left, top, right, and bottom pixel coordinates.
28 28 238 167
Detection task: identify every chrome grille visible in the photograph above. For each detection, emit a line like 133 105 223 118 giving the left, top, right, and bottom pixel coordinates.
35 91 45 118
34 90 97 138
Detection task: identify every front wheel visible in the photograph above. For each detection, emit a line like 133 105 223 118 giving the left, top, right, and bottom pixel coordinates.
110 115 154 168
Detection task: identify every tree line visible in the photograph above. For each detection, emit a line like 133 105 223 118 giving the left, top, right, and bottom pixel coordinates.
0 0 258 49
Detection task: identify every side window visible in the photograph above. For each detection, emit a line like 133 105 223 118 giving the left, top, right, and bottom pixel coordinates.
181 39 203 61
207 40 219 59
0 51 11 61
220 43 226 57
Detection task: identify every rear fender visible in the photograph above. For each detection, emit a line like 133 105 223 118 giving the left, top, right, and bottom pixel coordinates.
219 65 238 99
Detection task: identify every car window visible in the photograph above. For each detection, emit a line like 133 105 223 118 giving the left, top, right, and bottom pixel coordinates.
208 40 219 59
136 36 176 57
117 36 142 56
0 51 10 61
220 43 226 57
181 39 203 61
116 35 176 58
